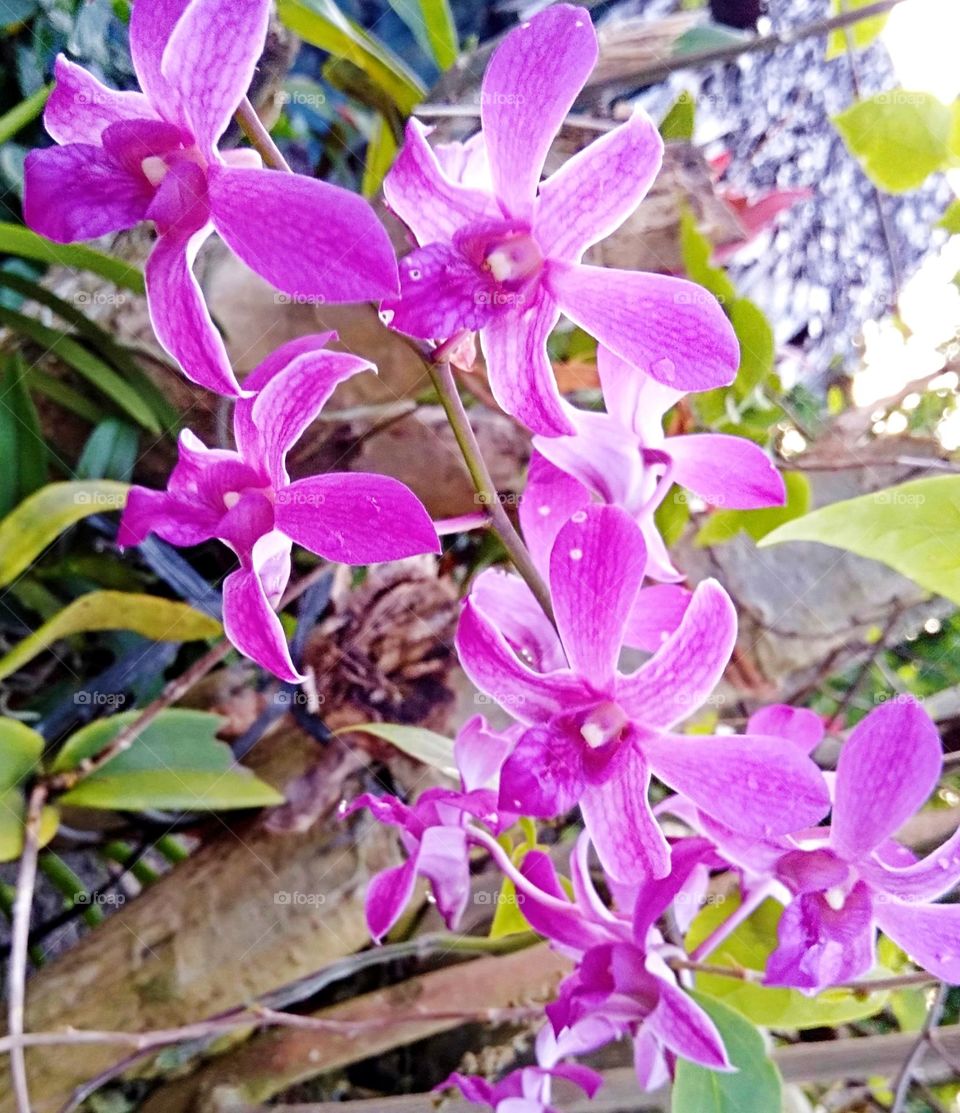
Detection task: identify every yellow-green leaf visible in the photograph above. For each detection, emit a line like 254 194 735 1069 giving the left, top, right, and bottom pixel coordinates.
0 719 44 792
660 90 695 141
0 592 221 681
685 897 888 1029
0 480 128 588
759 475 960 604
695 471 809 547
336 722 456 775
0 791 59 862
826 0 891 59
362 114 399 197
387 0 458 70
59 770 283 811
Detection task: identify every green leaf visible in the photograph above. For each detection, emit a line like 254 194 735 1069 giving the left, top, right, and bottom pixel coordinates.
277 0 425 113
0 480 129 588
336 722 456 775
832 92 960 193
655 486 691 546
0 353 47 513
0 791 59 862
0 223 145 294
680 209 736 305
0 305 161 432
730 298 775 398
685 897 888 1029
59 770 283 811
826 0 891 59
362 114 399 197
696 471 809 547
660 90 696 141
0 84 51 145
759 475 960 604
77 420 140 482
672 991 782 1112
55 710 282 812
0 592 221 681
0 719 44 791
387 0 458 70
940 199 960 234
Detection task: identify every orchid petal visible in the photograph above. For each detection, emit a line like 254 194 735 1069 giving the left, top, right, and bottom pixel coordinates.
161 0 271 156
241 333 337 393
457 595 592 724
145 224 243 396
536 110 662 262
384 118 499 244
222 565 302 683
382 242 495 339
23 144 151 243
865 825 960 903
519 453 593 578
549 504 646 689
643 731 830 838
45 56 157 145
647 980 732 1071
632 837 716 941
467 568 566 673
596 346 681 441
533 408 643 509
832 698 942 862
209 165 400 302
873 899 960 984
546 262 739 392
481 291 574 436
666 434 785 509
499 720 585 817
129 0 190 118
417 825 471 931
117 486 220 549
746 705 824 754
482 4 598 221
275 472 439 565
519 850 609 952
633 1027 671 1092
454 715 514 794
765 884 875 990
365 857 418 944
622 585 692 653
617 580 736 729
580 745 670 881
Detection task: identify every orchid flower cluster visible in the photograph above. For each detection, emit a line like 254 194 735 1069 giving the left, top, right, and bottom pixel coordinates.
24 2 960 1109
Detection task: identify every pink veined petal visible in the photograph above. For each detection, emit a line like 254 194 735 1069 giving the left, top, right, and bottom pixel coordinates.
241 332 337 393
764 885 875 990
222 566 303 683
209 166 399 301
481 4 598 222
237 349 373 485
481 289 574 437
468 568 566 673
438 1073 497 1106
23 144 151 243
144 154 210 236
746 705 824 755
549 504 646 689
519 452 593 579
45 56 157 145
633 1027 671 1092
275 472 439 565
454 715 514 793
167 429 249 503
622 585 692 653
646 980 732 1072
456 596 593 725
129 0 190 118
382 242 497 339
434 132 491 189
416 825 471 931
536 109 663 262
632 837 716 941
665 434 785 509
832 697 942 862
498 721 586 816
580 744 670 881
519 850 609 952
546 262 739 392
873 899 960 984
864 824 960 903
617 579 736 729
145 224 244 396
383 118 499 245
640 517 685 584
533 408 644 510
642 731 830 839
160 0 271 156
596 346 681 442
116 486 220 548
364 857 418 944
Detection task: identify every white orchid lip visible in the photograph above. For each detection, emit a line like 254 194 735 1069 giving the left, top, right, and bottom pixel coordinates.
141 155 169 187
581 701 629 749
484 232 543 284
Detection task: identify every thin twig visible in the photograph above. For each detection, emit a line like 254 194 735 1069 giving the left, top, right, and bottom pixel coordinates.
891 982 948 1113
8 784 48 1113
668 957 939 996
235 96 292 172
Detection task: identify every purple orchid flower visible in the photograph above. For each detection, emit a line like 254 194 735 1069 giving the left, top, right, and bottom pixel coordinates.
440 1027 602 1113
344 716 515 942
456 503 830 882
117 334 438 681
24 0 398 396
513 836 732 1090
380 4 738 436
520 347 785 581
691 698 960 990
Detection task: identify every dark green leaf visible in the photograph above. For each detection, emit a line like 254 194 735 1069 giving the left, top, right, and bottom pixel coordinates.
77 420 139 482
0 223 145 294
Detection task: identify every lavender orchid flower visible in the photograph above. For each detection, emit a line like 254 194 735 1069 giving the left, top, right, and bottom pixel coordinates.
380 4 739 436
689 698 960 990
24 0 398 396
521 347 785 580
118 335 438 681
344 716 516 942
456 503 830 882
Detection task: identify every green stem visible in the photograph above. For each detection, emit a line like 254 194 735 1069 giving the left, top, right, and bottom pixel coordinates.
38 853 104 927
427 359 555 624
101 841 159 886
235 97 292 173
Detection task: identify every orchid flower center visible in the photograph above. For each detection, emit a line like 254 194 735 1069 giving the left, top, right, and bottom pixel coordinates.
140 145 206 189
581 701 629 750
141 155 169 187
483 233 543 285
